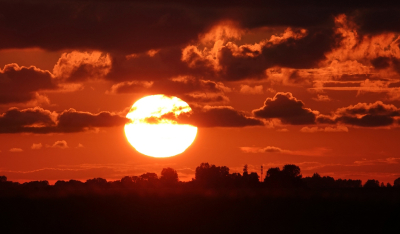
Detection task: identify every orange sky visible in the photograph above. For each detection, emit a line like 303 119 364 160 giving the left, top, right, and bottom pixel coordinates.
0 0 400 184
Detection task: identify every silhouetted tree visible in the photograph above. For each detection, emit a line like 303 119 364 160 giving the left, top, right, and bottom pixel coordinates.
121 176 137 188
23 180 50 190
86 178 108 188
138 173 158 187
0 175 7 182
264 167 282 187
387 183 392 188
245 172 260 187
195 163 230 187
394 177 400 187
303 173 335 188
55 180 67 187
335 179 362 188
364 179 380 188
264 164 303 188
229 173 242 187
282 164 301 179
160 167 178 186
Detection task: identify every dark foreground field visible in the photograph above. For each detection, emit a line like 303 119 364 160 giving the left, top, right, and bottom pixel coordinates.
1 188 399 234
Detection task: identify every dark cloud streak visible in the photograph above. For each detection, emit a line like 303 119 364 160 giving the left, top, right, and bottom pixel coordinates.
0 107 128 133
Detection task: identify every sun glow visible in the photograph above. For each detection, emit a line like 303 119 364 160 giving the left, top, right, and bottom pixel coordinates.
124 95 197 158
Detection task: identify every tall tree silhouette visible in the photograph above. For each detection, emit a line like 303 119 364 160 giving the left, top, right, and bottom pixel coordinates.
160 167 179 186
393 177 400 187
264 164 302 188
364 179 380 188
138 173 158 187
195 163 229 187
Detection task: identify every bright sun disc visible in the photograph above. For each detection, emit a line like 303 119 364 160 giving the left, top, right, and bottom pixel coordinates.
124 95 197 158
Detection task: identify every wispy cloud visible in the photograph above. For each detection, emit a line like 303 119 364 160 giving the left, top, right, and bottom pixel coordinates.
240 146 330 157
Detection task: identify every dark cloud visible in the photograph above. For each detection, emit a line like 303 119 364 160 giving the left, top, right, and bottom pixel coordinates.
317 101 400 127
0 64 56 104
354 9 400 34
109 76 225 95
216 45 268 81
0 0 396 54
0 107 128 133
181 28 341 81
53 51 112 82
106 48 187 81
176 106 264 127
371 56 400 74
180 93 229 104
261 28 340 69
371 56 391 69
336 115 394 127
336 101 400 116
108 76 231 104
253 92 317 125
388 82 400 88
0 1 218 53
0 107 57 133
56 109 130 132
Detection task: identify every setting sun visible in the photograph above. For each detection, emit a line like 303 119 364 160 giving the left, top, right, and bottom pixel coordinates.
124 95 197 158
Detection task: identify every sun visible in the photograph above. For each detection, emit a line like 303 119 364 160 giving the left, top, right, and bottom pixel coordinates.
124 95 197 158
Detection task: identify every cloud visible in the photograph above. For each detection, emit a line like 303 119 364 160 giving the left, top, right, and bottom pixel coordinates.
0 105 262 132
241 146 285 153
317 101 400 127
0 107 57 133
300 126 349 133
50 140 68 149
0 107 128 133
240 146 329 156
181 26 340 81
253 92 318 125
53 51 112 82
31 143 43 150
106 48 187 82
9 148 23 152
0 1 218 54
0 64 57 104
108 76 231 104
107 81 154 94
353 157 400 166
354 8 400 34
56 109 129 132
313 94 331 102
240 85 264 94
175 105 264 127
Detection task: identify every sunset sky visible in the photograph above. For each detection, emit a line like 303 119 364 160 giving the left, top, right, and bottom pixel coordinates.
1 0 400 184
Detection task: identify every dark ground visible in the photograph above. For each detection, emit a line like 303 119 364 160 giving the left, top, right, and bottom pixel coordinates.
0 188 399 234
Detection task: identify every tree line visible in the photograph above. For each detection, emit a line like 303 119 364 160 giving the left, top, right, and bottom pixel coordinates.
1 163 400 192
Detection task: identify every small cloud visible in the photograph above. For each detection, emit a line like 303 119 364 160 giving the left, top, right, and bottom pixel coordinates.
277 128 289 132
50 140 69 149
353 157 400 166
240 146 329 157
9 148 23 152
240 146 285 153
313 94 331 101
300 126 348 133
77 143 84 148
31 143 43 150
240 85 264 94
